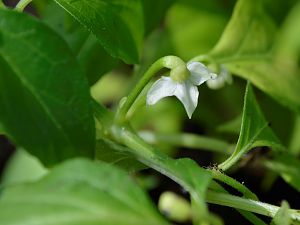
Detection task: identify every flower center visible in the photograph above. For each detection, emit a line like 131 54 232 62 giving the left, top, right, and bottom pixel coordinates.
170 65 190 83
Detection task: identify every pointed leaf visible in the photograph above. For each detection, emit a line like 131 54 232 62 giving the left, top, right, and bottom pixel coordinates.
0 9 95 166
219 83 284 170
53 0 144 64
0 159 170 225
210 0 300 112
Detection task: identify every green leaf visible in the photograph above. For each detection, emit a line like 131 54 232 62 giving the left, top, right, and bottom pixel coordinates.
1 149 48 187
53 0 144 64
219 83 284 171
0 9 95 166
265 152 300 192
43 2 118 85
271 201 291 225
0 159 170 225
210 0 300 112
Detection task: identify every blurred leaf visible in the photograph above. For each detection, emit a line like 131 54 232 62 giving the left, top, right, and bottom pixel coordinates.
1 149 48 187
275 2 300 68
219 83 284 170
0 9 95 166
0 159 170 225
265 152 300 192
166 1 228 60
142 0 175 35
210 0 300 112
53 0 144 64
270 201 291 225
217 114 242 134
139 131 233 155
77 35 118 85
43 2 117 85
95 138 146 172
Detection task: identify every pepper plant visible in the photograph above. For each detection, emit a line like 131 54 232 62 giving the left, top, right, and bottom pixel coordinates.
0 0 300 224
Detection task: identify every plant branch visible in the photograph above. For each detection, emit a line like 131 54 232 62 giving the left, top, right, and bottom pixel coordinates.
15 0 32 11
210 169 258 200
206 191 300 221
139 131 234 155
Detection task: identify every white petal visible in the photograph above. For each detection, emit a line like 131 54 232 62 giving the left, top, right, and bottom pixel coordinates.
173 81 199 119
147 76 177 105
187 61 216 85
207 66 232 89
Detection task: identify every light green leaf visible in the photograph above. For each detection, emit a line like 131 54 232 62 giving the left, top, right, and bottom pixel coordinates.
1 149 48 187
0 9 95 166
219 83 284 171
271 201 291 225
210 0 300 112
265 152 300 192
0 159 169 225
53 0 144 64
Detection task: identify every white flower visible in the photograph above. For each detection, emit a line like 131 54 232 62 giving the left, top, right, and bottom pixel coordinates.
206 65 232 89
146 62 217 119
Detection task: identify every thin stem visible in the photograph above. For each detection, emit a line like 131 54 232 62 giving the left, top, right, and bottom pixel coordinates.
115 55 186 124
15 0 32 11
206 191 300 221
210 169 258 200
139 131 234 155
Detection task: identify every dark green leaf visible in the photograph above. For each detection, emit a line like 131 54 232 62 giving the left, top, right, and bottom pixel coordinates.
210 0 300 112
42 2 118 85
141 0 174 35
0 159 170 225
0 9 95 166
265 152 300 192
53 0 144 64
219 83 284 170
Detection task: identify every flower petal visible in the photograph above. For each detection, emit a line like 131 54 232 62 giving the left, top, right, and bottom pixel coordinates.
207 66 232 89
147 76 177 105
187 61 217 85
174 80 199 119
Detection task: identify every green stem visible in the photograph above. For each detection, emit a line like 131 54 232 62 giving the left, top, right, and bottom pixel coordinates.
15 0 32 11
139 131 234 155
210 169 258 200
206 191 300 221
115 55 186 124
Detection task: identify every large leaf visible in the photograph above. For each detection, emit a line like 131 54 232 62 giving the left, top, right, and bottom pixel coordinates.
0 159 169 225
209 0 300 112
53 0 144 64
219 83 284 170
265 152 300 192
0 9 95 166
